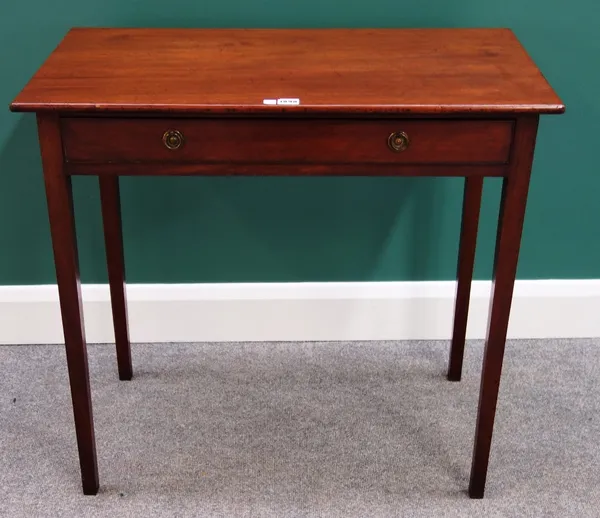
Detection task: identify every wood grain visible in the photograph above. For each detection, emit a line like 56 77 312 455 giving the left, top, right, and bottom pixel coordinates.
37 113 99 495
469 115 540 499
62 118 513 166
11 28 564 115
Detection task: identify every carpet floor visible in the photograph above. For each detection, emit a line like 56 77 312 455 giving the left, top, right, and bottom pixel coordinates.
1 339 599 517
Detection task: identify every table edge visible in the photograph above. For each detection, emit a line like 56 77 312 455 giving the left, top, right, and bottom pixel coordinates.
9 102 566 115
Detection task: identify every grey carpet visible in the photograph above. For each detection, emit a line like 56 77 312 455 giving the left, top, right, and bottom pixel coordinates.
1 339 599 517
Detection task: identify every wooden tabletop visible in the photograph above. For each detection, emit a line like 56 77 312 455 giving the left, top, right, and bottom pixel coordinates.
10 28 564 115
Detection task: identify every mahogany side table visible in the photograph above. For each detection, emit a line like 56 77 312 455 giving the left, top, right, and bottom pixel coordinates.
10 28 564 498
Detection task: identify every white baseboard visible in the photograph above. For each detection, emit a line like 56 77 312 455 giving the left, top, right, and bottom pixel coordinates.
0 280 599 345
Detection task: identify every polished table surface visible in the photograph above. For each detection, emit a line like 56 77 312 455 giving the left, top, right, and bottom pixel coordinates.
10 28 564 498
13 28 563 114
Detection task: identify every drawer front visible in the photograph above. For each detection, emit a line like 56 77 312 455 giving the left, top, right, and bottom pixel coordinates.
61 118 513 165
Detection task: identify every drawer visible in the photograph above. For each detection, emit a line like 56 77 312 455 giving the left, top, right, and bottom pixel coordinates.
61 118 513 165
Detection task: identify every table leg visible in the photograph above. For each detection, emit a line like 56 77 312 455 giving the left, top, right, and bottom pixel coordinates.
468 116 539 499
37 114 99 495
99 176 132 381
448 177 483 382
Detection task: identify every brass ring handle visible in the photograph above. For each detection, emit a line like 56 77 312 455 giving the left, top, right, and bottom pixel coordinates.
388 131 410 152
163 129 184 150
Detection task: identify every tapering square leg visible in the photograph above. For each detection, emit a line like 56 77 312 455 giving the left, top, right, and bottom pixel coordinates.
38 113 99 495
448 176 484 382
99 176 132 381
469 116 539 498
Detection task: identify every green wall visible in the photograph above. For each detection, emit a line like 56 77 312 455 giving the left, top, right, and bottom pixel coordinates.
1 0 598 284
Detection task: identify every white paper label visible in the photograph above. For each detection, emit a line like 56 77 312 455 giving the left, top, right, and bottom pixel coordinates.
262 99 277 105
276 98 300 105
